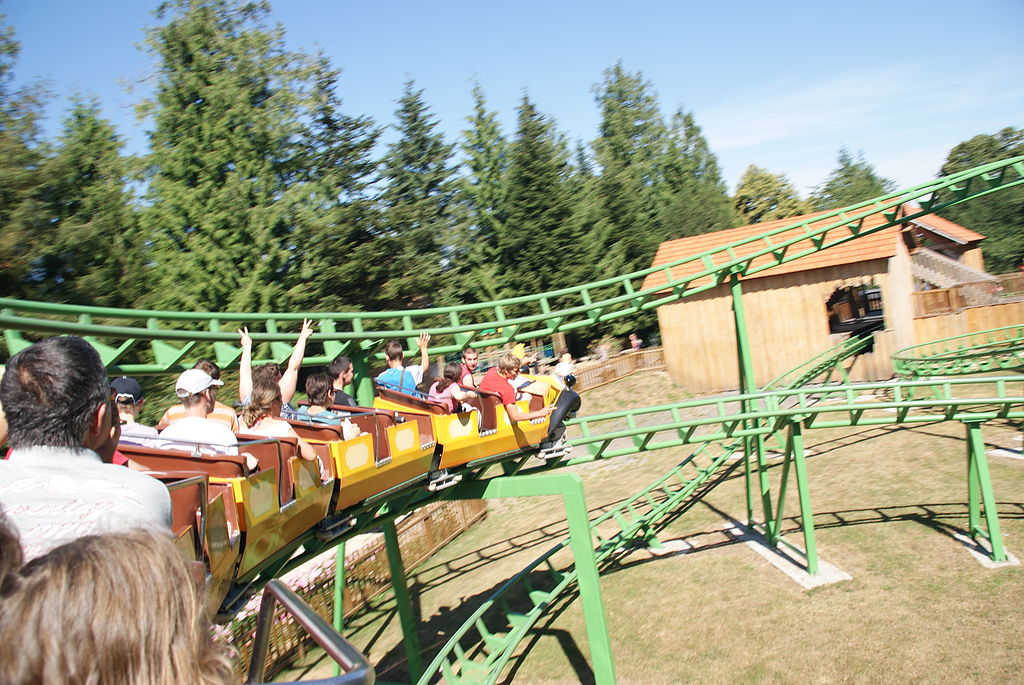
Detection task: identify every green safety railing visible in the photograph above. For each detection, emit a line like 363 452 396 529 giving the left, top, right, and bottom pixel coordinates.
3 156 1022 375
893 324 1024 377
564 375 1023 460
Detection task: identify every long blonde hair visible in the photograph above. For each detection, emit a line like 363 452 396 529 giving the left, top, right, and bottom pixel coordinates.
0 528 235 685
240 380 282 429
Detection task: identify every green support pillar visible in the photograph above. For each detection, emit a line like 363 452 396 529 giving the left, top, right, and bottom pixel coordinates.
448 472 617 685
788 421 818 574
383 519 424 681
964 419 1007 562
730 274 772 528
332 539 346 678
350 353 375 407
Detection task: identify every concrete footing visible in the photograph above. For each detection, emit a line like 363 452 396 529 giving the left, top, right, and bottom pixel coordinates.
724 520 852 589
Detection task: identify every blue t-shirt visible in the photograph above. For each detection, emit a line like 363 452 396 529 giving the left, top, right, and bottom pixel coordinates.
376 365 424 396
288 405 343 426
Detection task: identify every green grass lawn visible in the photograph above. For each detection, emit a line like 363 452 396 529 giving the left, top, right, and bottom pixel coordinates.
276 371 1024 684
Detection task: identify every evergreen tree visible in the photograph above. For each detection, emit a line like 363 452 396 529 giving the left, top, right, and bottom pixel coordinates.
0 17 47 299
938 127 1024 274
588 62 667 278
498 94 575 295
15 98 137 306
287 54 382 311
657 108 738 238
733 165 810 225
139 0 306 313
376 81 456 309
810 147 895 211
450 83 508 303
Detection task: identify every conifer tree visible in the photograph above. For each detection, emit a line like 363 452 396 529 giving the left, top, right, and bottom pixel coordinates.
376 81 456 309
139 0 306 313
733 165 810 225
589 63 667 278
15 98 137 305
450 84 508 302
938 127 1024 274
810 148 895 211
0 17 47 299
288 54 382 311
657 108 738 237
498 94 575 295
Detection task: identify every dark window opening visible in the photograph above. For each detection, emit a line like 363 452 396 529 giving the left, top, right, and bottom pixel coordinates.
826 283 884 336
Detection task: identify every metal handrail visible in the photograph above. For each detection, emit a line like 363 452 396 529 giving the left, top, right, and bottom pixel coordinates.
246 579 374 685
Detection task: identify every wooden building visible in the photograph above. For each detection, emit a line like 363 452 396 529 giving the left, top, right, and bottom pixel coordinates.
642 209 1009 393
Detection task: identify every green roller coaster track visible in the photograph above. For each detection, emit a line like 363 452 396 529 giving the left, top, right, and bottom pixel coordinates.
894 323 1024 377
2 156 1023 684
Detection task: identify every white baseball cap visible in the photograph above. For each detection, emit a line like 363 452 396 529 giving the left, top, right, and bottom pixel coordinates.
175 368 224 398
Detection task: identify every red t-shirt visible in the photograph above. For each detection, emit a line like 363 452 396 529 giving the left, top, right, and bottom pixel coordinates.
479 367 515 405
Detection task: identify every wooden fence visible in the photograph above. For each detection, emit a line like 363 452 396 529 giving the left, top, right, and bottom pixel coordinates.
572 347 666 392
913 273 1024 317
224 499 488 679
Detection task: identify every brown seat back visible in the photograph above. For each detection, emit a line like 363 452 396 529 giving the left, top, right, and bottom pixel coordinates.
146 471 207 560
374 385 439 413
236 434 295 505
528 393 545 412
284 419 344 442
119 442 247 478
466 388 503 433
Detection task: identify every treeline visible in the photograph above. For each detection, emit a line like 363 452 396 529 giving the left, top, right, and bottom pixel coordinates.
1 1 1021 341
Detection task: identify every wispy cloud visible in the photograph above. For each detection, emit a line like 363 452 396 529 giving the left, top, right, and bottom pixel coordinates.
701 58 1024 192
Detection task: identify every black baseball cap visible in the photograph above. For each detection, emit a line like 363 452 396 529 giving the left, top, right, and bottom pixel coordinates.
110 376 144 403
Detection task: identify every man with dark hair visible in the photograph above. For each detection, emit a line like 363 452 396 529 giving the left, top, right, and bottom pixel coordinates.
0 336 171 560
376 332 431 396
327 355 358 407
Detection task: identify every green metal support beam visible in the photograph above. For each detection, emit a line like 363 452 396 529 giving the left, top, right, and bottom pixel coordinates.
964 419 1007 562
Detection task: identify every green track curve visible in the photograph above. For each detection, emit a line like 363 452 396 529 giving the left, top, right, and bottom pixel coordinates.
893 324 1024 377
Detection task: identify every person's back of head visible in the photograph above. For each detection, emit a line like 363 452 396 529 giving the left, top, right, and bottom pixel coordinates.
192 359 223 381
0 336 108 449
111 376 145 420
383 340 404 363
240 380 281 427
252 363 281 386
0 513 22 597
175 368 222 413
304 373 334 408
0 528 234 685
436 362 461 392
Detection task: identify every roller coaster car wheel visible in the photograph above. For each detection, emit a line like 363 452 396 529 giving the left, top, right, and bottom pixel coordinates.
427 469 463 492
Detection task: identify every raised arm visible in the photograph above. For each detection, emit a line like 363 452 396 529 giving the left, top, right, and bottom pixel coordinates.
417 331 430 371
280 319 315 405
237 326 253 403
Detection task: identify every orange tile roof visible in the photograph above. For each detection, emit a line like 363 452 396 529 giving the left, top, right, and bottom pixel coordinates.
642 211 983 292
908 214 985 243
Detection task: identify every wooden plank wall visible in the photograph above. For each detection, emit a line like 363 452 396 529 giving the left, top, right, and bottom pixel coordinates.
659 259 892 393
912 302 1024 343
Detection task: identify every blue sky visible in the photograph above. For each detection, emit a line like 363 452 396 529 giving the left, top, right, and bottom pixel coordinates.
5 0 1023 194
